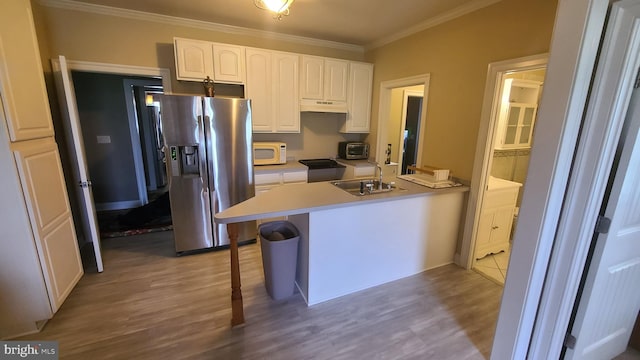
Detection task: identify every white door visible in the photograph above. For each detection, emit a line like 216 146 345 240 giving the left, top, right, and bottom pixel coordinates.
51 55 104 273
565 86 640 359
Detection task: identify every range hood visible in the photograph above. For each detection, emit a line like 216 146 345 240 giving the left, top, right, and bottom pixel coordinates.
300 99 348 113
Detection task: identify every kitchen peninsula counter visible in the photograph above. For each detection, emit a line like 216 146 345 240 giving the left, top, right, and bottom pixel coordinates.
217 178 469 327
216 177 468 224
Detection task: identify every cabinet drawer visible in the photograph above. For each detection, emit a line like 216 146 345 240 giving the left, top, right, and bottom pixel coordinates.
283 170 307 183
255 172 282 185
484 188 519 208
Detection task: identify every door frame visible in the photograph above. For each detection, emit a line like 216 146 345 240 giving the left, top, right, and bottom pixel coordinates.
375 74 430 167
59 61 171 210
459 53 548 270
527 1 640 357
122 78 163 197
490 0 622 357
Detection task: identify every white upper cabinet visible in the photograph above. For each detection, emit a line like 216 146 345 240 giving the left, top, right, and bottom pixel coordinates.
245 48 299 133
341 62 374 133
300 56 323 99
174 38 214 81
0 1 54 141
212 44 245 83
300 56 348 102
495 79 542 149
174 38 245 84
246 49 272 132
273 52 300 132
324 59 349 102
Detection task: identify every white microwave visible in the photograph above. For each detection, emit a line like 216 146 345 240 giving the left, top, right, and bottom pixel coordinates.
253 142 287 165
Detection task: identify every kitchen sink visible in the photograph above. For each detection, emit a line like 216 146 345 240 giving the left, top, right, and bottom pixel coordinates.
330 178 405 196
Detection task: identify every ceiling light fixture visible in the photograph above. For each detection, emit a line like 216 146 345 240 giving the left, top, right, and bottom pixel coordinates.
254 0 294 20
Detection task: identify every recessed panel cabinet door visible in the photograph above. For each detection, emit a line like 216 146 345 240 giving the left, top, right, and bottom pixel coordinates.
12 137 83 312
324 59 349 102
343 62 373 133
174 38 214 81
245 48 273 132
300 56 324 100
273 52 300 132
213 44 245 83
0 1 54 141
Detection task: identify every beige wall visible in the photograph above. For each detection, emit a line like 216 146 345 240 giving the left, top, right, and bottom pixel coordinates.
31 0 557 177
30 2 369 163
31 4 365 95
364 0 557 181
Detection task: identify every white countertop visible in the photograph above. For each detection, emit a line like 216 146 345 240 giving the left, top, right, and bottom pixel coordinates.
215 177 469 224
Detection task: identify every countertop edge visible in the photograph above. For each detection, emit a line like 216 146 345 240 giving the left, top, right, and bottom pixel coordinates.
215 178 469 224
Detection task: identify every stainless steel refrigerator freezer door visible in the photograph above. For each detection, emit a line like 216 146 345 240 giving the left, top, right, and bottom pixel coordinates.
203 97 256 246
160 95 214 252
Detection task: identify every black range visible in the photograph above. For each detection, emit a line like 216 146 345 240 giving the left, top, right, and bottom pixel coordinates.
298 159 346 182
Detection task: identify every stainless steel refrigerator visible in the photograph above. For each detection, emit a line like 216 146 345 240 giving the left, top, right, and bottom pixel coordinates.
159 95 256 253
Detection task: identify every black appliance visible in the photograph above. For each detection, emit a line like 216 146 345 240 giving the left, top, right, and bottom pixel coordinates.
298 159 346 182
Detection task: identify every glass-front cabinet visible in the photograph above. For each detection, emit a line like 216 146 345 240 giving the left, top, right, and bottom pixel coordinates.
495 79 542 150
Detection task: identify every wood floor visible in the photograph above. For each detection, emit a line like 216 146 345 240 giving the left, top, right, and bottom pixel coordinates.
17 230 504 359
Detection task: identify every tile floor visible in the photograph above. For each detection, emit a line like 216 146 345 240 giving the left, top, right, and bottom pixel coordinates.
474 247 511 285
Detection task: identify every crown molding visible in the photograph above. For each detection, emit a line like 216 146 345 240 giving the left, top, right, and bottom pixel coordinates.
38 0 365 53
366 0 503 50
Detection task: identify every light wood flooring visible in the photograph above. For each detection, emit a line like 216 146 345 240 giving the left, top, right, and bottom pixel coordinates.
17 230 505 359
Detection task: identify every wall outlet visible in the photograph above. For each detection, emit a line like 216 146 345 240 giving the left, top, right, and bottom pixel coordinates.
96 135 111 144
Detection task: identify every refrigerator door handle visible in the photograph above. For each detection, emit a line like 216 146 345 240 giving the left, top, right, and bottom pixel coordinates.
198 115 209 194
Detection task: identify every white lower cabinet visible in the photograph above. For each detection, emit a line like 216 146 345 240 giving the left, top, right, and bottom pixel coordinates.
1 135 83 338
474 179 521 259
254 167 307 229
12 138 84 312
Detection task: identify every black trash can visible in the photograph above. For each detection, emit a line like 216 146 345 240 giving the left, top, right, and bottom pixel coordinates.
259 221 300 300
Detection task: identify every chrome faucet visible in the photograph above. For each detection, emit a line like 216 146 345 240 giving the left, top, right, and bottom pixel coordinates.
375 163 383 190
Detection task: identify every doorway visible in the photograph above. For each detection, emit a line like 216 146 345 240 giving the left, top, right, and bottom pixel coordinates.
71 72 164 212
459 54 548 278
52 58 171 271
473 68 546 284
399 89 424 175
375 75 429 178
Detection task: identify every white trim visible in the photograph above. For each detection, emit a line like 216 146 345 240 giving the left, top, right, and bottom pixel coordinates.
123 79 157 207
459 53 548 270
374 75 430 167
366 0 502 50
529 1 640 358
38 0 364 53
490 0 610 358
59 60 172 93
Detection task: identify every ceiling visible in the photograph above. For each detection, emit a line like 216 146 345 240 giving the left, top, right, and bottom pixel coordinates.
60 0 502 49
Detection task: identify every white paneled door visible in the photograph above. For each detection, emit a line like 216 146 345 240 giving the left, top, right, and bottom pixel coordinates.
51 55 103 272
565 72 640 360
563 2 640 359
